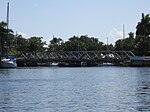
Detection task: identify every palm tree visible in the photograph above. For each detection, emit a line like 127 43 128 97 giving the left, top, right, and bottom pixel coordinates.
49 36 63 51
0 22 8 38
135 13 150 55
136 13 150 36
0 21 13 56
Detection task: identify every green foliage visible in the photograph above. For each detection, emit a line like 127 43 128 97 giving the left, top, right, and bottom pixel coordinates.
135 13 150 55
28 36 46 53
134 35 150 56
48 36 63 52
0 22 47 57
0 13 150 57
136 13 150 36
50 35 105 51
0 21 14 56
115 32 135 51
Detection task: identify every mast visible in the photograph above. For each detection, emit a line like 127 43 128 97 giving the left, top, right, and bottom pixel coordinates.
7 2 9 31
2 2 10 57
5 2 10 56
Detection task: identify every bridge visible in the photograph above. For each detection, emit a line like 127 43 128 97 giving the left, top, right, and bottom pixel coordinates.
48 50 134 61
17 50 135 67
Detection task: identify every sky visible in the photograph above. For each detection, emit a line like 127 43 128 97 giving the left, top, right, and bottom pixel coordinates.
0 0 150 44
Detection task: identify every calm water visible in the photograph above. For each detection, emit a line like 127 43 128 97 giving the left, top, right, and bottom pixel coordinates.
0 67 150 112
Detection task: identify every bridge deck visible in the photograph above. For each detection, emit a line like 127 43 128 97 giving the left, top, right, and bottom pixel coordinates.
16 51 135 66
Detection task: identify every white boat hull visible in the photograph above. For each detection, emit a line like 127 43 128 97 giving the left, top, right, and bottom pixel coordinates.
1 59 17 68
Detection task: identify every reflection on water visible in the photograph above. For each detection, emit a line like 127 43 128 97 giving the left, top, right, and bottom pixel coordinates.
0 67 150 112
135 69 150 112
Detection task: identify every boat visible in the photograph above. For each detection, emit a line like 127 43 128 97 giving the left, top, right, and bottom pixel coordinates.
0 3 17 68
1 56 17 68
98 62 114 66
129 56 150 66
47 62 59 67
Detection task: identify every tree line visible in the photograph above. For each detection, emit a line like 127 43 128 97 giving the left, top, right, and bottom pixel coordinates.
0 13 150 57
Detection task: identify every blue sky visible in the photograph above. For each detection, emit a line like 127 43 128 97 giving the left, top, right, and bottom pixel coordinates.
0 0 150 44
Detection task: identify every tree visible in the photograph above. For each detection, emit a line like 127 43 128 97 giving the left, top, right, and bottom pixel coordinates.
28 37 46 54
115 32 135 51
59 35 105 51
115 39 124 50
128 32 134 39
16 34 29 56
136 13 150 36
135 13 150 55
48 36 63 52
0 21 14 56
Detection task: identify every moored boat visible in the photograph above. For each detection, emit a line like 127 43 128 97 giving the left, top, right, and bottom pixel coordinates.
129 56 150 66
0 3 17 68
1 56 17 68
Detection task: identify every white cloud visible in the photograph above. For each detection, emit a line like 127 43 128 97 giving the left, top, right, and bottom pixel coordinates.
108 28 129 44
109 28 123 40
18 32 29 38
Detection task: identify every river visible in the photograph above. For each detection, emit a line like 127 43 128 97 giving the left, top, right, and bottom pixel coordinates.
0 67 150 112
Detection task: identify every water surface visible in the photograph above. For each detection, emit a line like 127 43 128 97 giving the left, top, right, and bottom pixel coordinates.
0 67 150 112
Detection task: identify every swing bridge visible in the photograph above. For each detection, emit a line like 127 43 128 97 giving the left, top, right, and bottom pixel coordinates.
17 50 135 66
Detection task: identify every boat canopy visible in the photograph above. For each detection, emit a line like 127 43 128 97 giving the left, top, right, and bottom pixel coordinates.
6 56 16 60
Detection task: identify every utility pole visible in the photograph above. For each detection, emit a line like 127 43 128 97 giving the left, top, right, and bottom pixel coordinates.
107 37 109 46
106 37 109 50
123 24 125 39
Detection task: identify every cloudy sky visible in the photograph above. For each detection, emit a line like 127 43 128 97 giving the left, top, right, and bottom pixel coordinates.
0 0 150 44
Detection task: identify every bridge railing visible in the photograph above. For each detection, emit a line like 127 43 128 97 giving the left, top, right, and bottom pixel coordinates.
48 50 135 61
17 50 135 62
